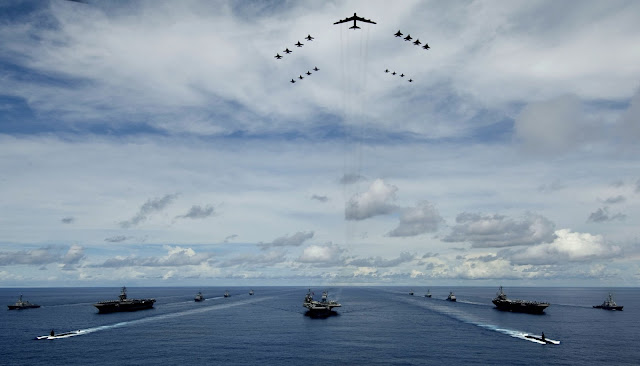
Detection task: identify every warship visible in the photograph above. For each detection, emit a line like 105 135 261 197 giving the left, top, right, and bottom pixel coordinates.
8 295 40 310
492 286 549 314
93 287 155 313
194 291 204 302
303 289 341 316
446 291 456 302
424 289 432 298
593 293 623 311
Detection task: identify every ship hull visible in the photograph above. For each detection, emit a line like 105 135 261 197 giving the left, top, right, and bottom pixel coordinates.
93 300 155 313
493 300 548 314
8 304 40 310
593 305 623 311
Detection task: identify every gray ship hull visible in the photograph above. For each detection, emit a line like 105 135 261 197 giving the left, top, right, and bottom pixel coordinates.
93 299 155 313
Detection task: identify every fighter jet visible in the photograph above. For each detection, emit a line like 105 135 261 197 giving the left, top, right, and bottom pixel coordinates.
305 34 314 41
290 79 296 83
298 75 304 80
306 71 312 75
394 30 403 37
283 48 292 54
400 73 405 77
385 69 389 73
295 41 304 47
392 72 396 75
413 39 421 46
313 67 319 71
408 79 413 82
334 13 376 30
404 34 412 41
422 43 430 50
274 53 283 59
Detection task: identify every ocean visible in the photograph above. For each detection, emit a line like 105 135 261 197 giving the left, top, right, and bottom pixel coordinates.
1 287 638 365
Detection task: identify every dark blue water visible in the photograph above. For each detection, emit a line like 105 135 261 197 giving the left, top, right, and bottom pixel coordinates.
1 287 638 365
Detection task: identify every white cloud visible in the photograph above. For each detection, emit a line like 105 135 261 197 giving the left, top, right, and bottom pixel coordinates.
345 179 399 220
298 244 345 265
444 212 557 248
509 229 622 265
387 201 444 237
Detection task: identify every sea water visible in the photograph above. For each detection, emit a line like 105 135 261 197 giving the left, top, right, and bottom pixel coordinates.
1 287 638 365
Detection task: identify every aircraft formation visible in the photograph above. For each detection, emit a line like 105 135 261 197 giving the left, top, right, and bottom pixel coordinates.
274 34 315 60
289 67 320 84
385 69 413 83
275 13 427 85
394 30 430 50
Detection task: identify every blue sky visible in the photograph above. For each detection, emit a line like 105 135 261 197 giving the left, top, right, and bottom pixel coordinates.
1 0 639 287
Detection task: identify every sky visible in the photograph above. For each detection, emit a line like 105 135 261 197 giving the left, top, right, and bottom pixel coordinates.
1 0 639 287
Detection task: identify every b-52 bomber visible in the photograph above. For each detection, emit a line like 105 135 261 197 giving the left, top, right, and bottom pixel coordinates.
334 13 376 29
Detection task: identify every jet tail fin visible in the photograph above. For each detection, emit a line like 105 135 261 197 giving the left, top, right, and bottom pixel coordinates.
349 25 361 29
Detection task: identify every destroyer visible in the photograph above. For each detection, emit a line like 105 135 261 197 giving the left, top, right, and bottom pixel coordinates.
593 293 623 311
8 295 40 310
93 287 155 313
303 289 341 317
446 291 456 302
195 291 204 302
492 286 549 314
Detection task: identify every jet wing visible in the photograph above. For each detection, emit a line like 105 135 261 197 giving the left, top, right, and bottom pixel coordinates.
333 13 376 25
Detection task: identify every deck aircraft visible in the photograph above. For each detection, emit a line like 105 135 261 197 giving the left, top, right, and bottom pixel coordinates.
283 48 292 54
305 34 314 41
404 34 412 41
274 53 282 59
334 13 376 29
394 30 403 37
295 41 304 47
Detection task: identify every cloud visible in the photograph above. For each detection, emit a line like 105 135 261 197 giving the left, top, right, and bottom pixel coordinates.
311 194 328 202
587 207 626 222
514 95 591 155
444 212 557 248
387 201 444 237
104 235 129 243
61 216 75 224
223 234 238 243
217 250 287 268
508 229 622 265
96 245 212 267
298 243 345 265
345 179 399 220
348 251 415 268
175 204 215 219
537 180 566 193
0 245 84 266
340 173 367 185
119 193 178 228
258 231 314 249
603 195 625 204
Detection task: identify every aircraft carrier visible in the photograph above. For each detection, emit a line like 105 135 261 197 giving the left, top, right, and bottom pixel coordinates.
93 287 155 313
492 286 549 314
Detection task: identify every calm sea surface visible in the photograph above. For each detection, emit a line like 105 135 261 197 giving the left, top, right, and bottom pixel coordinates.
1 287 638 365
